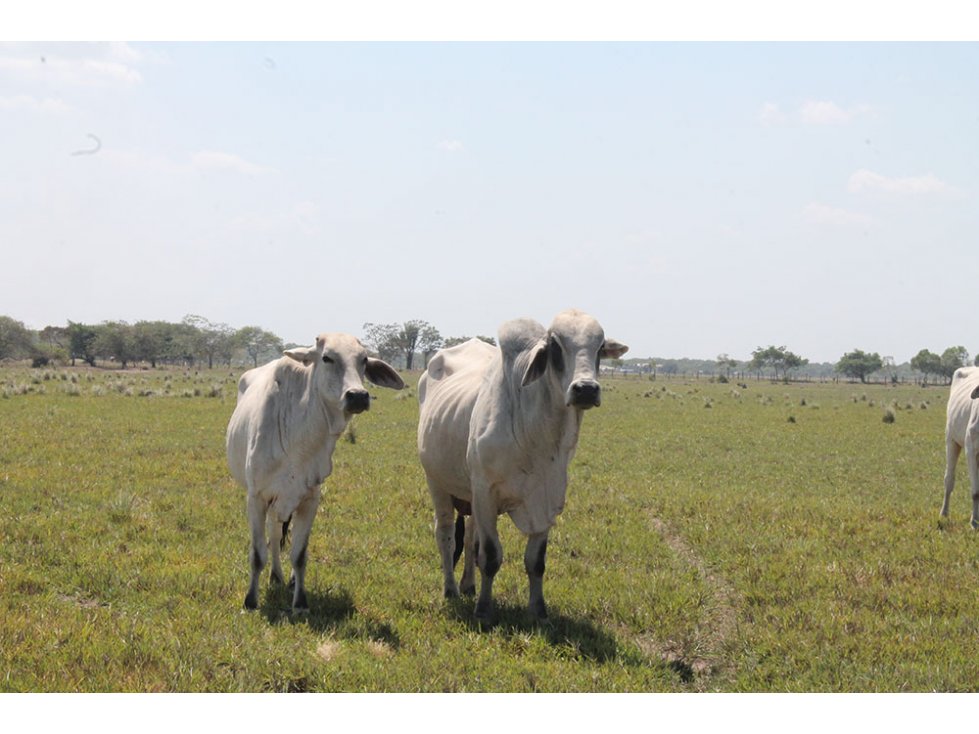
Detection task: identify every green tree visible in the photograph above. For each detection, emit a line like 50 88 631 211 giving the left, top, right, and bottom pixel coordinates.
910 349 942 382
132 321 175 368
67 321 98 367
835 349 884 383
362 319 441 369
361 322 402 364
93 321 136 368
716 353 739 378
418 324 444 368
749 345 809 382
0 315 34 361
236 326 284 367
183 314 235 369
940 346 969 381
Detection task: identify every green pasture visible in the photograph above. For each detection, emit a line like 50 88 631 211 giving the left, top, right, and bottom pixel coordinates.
1 367 977 691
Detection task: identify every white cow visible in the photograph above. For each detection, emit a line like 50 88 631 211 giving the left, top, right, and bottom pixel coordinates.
418 310 628 622
227 333 404 611
941 366 979 529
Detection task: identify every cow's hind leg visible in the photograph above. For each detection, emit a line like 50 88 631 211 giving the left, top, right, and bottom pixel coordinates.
473 491 502 624
524 531 549 620
941 438 961 519
459 516 476 596
287 491 321 612
430 487 460 598
244 494 269 610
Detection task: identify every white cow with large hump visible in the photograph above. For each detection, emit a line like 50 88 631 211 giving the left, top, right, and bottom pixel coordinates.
940 366 979 529
227 332 404 611
417 309 628 623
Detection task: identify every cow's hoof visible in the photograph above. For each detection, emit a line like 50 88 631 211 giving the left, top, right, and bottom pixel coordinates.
460 584 476 597
972 519 979 531
474 600 494 629
270 571 286 586
244 593 258 610
444 587 460 599
292 589 308 612
529 600 548 621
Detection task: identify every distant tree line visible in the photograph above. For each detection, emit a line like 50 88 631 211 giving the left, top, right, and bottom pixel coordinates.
0 314 284 369
625 344 977 385
0 313 498 372
4 311 976 382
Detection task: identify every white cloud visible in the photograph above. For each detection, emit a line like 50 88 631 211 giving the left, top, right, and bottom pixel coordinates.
191 150 272 176
0 94 71 114
0 54 142 86
803 202 874 228
758 102 786 127
436 139 464 152
760 99 872 126
847 168 958 196
800 100 851 125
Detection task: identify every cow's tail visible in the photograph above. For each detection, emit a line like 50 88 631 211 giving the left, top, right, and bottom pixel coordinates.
452 513 465 568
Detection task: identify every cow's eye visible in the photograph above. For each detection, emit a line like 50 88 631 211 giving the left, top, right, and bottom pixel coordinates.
322 355 334 364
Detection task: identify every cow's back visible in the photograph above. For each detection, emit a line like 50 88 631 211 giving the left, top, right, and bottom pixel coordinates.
946 366 979 446
418 339 496 496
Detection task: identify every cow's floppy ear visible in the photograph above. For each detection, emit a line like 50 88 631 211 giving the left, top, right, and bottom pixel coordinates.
971 385 979 400
365 358 405 390
522 340 550 387
599 338 629 360
284 346 317 365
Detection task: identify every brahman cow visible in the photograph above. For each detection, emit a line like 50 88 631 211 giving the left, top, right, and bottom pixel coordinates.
227 333 404 611
941 366 979 529
418 309 628 622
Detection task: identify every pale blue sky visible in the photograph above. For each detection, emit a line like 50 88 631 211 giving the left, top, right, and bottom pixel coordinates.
2 40 977 362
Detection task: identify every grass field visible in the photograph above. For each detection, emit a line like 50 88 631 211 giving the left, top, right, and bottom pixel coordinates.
1 366 977 692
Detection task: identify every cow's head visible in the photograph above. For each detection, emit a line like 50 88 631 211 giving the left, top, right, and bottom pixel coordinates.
521 309 628 409
284 333 404 415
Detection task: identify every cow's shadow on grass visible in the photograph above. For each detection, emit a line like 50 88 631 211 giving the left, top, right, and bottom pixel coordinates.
259 585 401 650
445 597 620 664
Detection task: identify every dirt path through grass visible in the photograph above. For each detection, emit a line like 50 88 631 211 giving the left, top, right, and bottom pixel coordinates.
634 515 740 689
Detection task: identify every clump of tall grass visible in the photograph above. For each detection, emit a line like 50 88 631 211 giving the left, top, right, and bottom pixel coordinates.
882 407 896 424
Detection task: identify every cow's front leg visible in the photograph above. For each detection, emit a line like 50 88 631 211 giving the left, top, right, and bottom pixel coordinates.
287 490 320 612
244 494 269 610
524 531 549 620
967 437 979 530
473 490 502 624
266 512 286 586
942 439 961 519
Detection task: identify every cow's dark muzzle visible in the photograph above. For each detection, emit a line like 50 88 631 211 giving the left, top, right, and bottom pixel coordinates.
569 380 601 409
343 389 371 414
